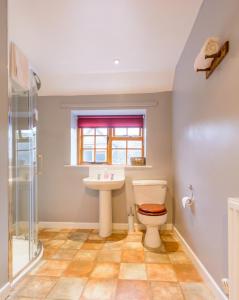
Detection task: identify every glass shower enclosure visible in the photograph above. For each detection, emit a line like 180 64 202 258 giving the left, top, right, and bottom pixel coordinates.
9 71 41 279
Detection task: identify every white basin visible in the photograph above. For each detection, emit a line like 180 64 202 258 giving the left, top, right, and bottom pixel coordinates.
83 177 125 191
83 173 125 238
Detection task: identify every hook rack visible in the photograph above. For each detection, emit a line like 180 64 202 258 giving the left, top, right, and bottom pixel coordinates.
33 71 41 90
197 41 229 79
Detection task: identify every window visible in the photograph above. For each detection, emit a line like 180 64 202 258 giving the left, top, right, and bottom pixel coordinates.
80 128 108 163
77 115 144 165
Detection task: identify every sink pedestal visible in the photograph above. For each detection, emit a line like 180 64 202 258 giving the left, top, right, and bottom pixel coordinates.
83 167 125 238
99 190 112 237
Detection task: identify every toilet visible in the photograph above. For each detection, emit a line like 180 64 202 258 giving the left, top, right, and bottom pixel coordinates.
132 180 168 249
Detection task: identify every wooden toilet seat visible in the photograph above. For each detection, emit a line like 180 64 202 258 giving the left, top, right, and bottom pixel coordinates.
138 203 167 216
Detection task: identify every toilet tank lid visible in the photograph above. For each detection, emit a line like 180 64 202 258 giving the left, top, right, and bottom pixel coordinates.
132 180 167 186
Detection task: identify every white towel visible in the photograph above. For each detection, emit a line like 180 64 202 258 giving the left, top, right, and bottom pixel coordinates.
10 42 30 90
194 38 220 71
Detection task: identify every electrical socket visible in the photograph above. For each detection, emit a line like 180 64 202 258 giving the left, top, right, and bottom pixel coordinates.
221 278 229 295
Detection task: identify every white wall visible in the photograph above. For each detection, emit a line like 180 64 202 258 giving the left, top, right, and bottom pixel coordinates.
38 92 173 224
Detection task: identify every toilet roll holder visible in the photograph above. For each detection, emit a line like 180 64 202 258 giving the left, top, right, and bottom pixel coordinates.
181 185 194 208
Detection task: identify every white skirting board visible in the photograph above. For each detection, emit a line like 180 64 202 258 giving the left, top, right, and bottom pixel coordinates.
174 226 228 300
39 222 173 231
0 282 10 300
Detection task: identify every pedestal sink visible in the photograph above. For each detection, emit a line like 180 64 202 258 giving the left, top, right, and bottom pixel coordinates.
83 170 125 237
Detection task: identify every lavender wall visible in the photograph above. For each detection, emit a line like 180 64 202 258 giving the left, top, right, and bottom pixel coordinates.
0 0 9 289
38 93 173 225
173 0 239 288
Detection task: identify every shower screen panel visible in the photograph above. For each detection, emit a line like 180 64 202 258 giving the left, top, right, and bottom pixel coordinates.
9 73 40 278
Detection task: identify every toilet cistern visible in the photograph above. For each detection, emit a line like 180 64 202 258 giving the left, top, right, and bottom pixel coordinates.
83 166 125 237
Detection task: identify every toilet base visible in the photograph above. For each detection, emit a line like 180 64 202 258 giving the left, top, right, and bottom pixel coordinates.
144 225 161 248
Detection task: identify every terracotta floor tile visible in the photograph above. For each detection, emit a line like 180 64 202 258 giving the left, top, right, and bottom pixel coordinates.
42 228 61 232
51 249 78 260
115 280 151 300
64 260 95 277
72 228 92 233
38 232 58 239
106 233 127 241
31 260 70 277
46 277 88 299
174 264 202 282
123 242 143 250
145 252 170 264
161 235 178 242
43 248 58 259
81 279 117 300
119 263 147 280
150 281 184 300
88 233 107 242
103 240 124 251
68 232 90 241
160 230 174 236
60 228 75 232
91 229 100 234
146 263 177 282
74 250 99 261
43 240 66 249
60 240 84 250
169 251 191 264
90 263 120 279
144 243 167 253
85 239 105 244
112 230 127 234
12 227 215 300
97 250 122 263
125 234 143 242
121 250 144 263
180 282 215 299
53 232 70 240
164 241 180 252
132 230 144 235
10 297 44 300
17 276 57 298
81 242 104 250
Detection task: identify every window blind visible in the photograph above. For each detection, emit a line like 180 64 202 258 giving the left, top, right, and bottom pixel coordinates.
77 115 144 128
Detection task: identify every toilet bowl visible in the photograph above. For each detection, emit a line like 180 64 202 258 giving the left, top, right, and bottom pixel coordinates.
132 180 168 249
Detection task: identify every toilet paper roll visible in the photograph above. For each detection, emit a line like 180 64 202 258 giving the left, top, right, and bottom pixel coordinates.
182 196 193 208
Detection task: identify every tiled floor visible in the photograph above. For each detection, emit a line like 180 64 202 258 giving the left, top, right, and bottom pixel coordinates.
9 228 215 300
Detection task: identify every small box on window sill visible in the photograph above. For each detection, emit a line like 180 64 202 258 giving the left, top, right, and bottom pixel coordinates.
130 157 146 166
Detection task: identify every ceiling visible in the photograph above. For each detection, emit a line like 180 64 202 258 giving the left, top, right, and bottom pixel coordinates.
8 0 203 96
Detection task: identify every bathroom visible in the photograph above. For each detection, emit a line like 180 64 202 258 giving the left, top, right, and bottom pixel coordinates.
1 0 239 299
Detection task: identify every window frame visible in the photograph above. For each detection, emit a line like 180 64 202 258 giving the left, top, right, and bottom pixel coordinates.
77 127 144 165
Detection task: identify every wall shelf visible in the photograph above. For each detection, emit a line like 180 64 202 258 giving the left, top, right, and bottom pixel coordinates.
64 164 152 169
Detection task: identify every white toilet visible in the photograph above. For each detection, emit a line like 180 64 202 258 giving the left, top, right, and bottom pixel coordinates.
132 180 168 249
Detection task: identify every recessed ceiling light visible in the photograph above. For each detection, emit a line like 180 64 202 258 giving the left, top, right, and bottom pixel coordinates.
114 59 120 65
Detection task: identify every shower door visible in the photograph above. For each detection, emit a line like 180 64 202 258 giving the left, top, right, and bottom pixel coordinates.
9 73 40 278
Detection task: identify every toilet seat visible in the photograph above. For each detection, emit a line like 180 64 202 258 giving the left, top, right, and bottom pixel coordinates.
138 203 167 216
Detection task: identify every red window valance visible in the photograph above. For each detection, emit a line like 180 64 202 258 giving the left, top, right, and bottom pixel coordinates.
77 115 144 128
